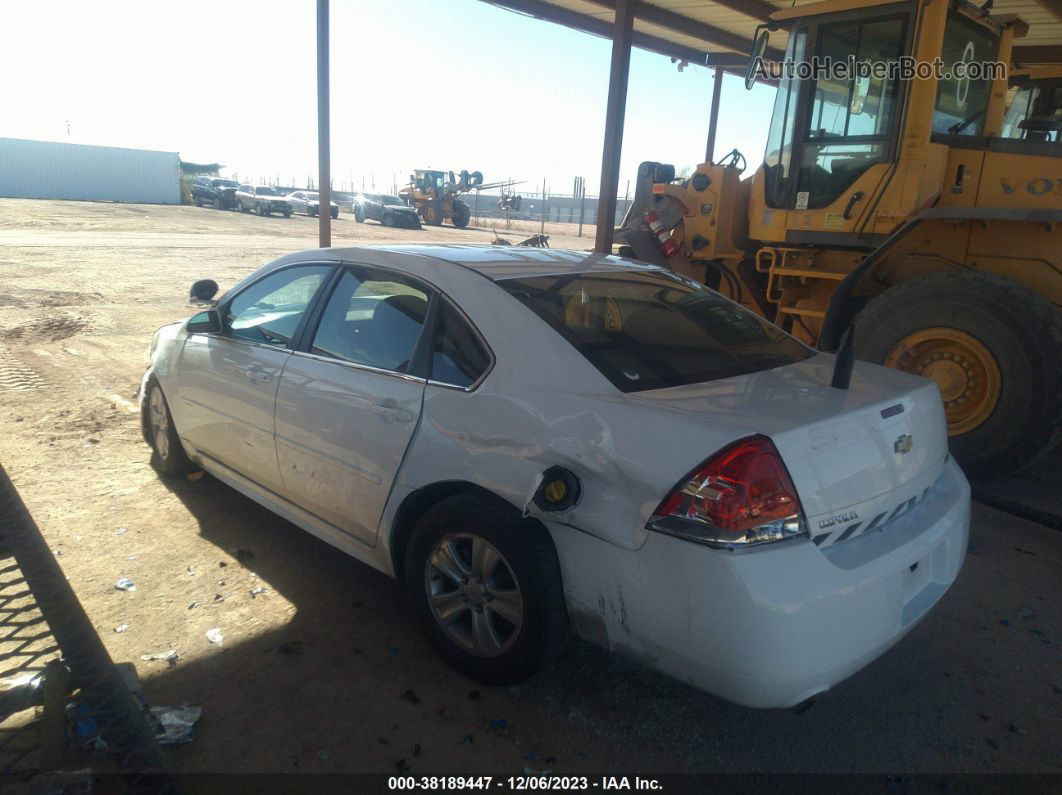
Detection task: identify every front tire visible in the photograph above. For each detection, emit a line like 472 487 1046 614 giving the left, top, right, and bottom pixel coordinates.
422 201 444 226
213 196 224 210
854 270 1062 478
354 206 365 223
405 494 568 685
452 200 471 229
144 380 195 477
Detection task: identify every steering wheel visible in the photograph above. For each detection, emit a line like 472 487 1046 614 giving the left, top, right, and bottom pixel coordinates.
715 148 747 173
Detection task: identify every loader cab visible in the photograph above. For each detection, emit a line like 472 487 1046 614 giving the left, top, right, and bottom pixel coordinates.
752 1 1005 215
1002 73 1062 142
414 170 447 194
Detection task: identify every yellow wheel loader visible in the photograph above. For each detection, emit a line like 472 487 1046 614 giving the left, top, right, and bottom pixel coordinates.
399 169 483 228
616 0 1061 479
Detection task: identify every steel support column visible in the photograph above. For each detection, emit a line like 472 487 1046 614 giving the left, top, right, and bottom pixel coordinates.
705 67 724 163
317 0 331 248
593 0 634 254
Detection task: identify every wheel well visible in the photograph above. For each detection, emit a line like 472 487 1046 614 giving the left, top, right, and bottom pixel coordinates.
388 481 522 580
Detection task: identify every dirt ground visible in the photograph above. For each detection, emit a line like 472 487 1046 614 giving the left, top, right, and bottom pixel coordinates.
0 198 1058 777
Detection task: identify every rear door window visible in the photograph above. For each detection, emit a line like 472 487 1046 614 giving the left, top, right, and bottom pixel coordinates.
310 268 430 373
500 271 812 392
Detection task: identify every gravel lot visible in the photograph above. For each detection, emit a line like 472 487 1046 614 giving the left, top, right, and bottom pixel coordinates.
0 198 1058 776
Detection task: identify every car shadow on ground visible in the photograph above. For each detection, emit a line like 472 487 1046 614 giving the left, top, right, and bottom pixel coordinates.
140 472 1060 775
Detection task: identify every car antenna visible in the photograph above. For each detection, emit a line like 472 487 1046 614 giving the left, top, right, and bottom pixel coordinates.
831 325 855 390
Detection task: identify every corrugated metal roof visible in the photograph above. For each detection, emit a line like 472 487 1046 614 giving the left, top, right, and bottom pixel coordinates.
483 0 1062 64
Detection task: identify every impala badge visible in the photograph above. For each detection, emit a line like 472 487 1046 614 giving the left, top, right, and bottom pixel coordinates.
894 434 913 455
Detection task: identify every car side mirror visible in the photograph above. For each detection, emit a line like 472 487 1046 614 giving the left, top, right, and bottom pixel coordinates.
187 309 221 334
190 279 219 305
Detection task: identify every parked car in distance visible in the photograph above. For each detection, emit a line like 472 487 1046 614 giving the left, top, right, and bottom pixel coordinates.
142 245 969 708
353 193 421 228
191 177 240 210
287 190 339 218
235 185 291 217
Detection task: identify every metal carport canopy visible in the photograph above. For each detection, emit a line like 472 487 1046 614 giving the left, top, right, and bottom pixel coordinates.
478 0 1062 253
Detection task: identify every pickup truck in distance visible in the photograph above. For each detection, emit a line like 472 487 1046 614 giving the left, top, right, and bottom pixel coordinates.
235 185 292 217
192 177 239 209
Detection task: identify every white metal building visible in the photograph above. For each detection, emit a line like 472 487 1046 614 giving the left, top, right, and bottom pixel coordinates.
0 137 180 204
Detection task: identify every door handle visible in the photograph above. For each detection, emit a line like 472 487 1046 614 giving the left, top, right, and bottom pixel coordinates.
246 365 272 384
842 191 865 220
372 402 413 423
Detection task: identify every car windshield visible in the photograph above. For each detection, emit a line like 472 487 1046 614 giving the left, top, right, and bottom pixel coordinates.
304 192 319 200
213 179 238 188
255 187 277 196
499 270 812 392
381 196 405 205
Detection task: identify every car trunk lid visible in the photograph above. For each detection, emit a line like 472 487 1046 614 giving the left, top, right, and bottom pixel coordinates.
628 355 950 548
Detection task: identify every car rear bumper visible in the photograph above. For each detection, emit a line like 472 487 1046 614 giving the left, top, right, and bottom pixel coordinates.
548 457 970 708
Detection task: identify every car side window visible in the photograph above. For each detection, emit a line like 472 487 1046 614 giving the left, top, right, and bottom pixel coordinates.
430 301 490 388
311 268 429 373
225 265 332 347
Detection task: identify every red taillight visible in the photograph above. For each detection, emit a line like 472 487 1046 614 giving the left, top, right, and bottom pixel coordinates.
652 436 805 545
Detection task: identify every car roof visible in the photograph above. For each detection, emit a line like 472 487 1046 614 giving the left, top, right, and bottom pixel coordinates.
316 244 663 281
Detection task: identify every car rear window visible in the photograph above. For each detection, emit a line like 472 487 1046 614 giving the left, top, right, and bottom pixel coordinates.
499 270 812 392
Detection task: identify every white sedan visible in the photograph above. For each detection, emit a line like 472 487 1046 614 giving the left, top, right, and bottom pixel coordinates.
141 245 969 708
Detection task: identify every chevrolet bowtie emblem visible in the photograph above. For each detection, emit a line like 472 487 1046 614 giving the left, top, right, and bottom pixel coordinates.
894 434 913 454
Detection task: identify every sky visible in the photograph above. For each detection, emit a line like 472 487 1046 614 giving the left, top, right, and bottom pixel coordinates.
1 0 777 197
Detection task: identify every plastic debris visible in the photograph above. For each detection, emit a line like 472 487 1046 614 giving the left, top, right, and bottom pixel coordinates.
206 628 224 645
401 689 421 705
150 705 202 745
187 601 198 610
140 650 179 666
213 593 224 602
115 578 136 592
114 624 129 633
115 527 127 536
250 586 267 598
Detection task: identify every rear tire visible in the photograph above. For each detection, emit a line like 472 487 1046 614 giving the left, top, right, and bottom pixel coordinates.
144 380 195 477
854 271 1062 478
382 212 393 227
213 196 223 210
452 200 471 229
405 493 568 685
422 201 444 226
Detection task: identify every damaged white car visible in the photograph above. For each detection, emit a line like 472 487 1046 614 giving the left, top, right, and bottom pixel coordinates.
141 245 970 708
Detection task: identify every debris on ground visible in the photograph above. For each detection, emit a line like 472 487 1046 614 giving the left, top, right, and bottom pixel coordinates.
219 560 228 568
150 704 202 745
1014 547 1037 556
140 650 179 666
187 601 198 610
250 586 267 598
1019 606 1035 618
114 623 129 633
115 527 127 536
186 470 205 481
114 578 136 591
213 593 224 602
206 628 224 644
401 689 421 705
316 749 330 761
395 758 411 773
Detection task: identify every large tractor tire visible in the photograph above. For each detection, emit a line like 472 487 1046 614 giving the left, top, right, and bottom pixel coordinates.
854 270 1062 479
452 200 471 229
422 201 444 226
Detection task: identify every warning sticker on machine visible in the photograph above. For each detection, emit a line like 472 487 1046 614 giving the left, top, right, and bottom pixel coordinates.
825 213 845 229
795 191 810 210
